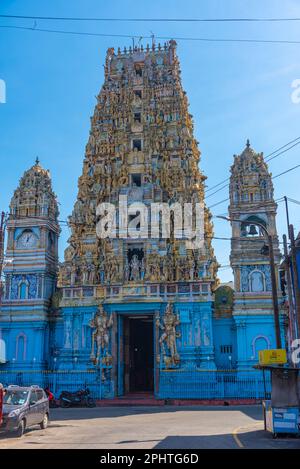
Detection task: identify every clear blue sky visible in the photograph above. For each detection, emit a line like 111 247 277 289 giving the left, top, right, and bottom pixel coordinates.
1 0 300 282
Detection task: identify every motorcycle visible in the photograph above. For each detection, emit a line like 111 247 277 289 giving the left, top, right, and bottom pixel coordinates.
59 387 96 408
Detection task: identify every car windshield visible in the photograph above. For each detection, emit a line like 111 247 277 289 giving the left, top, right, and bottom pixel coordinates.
3 390 29 405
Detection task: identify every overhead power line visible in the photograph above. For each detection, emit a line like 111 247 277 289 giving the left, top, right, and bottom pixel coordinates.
272 163 300 180
208 162 300 210
209 196 286 211
1 24 300 45
208 197 230 209
287 197 300 206
1 14 300 22
206 136 300 194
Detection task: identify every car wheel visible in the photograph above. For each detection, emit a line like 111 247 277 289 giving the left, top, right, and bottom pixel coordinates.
16 419 26 438
40 413 49 430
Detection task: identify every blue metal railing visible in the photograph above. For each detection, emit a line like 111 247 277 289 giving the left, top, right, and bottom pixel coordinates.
157 370 271 400
0 369 270 400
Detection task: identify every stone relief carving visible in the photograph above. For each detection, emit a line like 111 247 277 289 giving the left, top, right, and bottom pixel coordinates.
156 303 181 368
89 305 113 367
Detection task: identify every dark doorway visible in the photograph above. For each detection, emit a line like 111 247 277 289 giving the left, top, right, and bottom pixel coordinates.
123 316 154 393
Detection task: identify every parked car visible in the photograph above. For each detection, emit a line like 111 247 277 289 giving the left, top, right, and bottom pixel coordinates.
0 385 49 437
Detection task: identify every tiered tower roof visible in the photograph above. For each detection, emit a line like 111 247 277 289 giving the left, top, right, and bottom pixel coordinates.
59 41 218 298
10 158 59 221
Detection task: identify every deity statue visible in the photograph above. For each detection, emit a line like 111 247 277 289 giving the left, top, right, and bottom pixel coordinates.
162 255 173 281
118 164 128 186
87 262 96 284
130 254 140 281
140 257 145 280
191 259 196 281
98 257 105 283
146 252 161 281
89 305 113 365
70 264 78 285
156 303 181 367
124 260 130 282
82 261 89 285
105 251 119 283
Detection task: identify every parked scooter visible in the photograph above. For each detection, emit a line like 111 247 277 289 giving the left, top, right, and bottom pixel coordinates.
59 387 96 408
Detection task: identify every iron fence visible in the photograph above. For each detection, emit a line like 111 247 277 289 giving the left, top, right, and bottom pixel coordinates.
158 370 271 400
0 369 270 400
0 370 109 399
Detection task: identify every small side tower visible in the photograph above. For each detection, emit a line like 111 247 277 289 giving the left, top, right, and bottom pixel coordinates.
229 141 282 369
0 159 60 370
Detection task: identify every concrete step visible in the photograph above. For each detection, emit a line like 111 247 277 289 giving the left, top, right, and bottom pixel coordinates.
95 397 260 407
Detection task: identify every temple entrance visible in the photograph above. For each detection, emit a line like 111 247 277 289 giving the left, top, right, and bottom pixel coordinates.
123 316 154 394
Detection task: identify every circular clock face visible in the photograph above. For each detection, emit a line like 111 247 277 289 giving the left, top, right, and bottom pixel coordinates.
17 230 37 249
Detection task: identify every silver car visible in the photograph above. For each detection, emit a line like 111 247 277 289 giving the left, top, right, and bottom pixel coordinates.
0 385 49 437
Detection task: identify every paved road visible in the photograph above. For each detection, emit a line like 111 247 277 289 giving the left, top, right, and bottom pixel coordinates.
0 405 300 449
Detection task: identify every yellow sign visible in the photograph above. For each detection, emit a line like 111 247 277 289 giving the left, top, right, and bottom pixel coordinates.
259 349 287 365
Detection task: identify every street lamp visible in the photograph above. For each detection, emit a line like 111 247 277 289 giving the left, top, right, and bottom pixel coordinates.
217 215 282 349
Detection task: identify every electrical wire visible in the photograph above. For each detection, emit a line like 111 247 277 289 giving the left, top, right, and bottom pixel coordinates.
287 197 300 206
208 191 287 210
205 184 229 200
207 149 300 209
206 136 300 194
272 164 300 179
1 14 300 23
1 24 300 45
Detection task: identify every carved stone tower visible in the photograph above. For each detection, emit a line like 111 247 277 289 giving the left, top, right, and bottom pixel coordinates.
57 41 219 395
1 159 60 369
59 41 217 293
229 141 282 368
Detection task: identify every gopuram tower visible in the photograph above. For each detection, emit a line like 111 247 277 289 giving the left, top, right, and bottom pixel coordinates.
1 159 60 370
58 42 218 397
229 141 283 369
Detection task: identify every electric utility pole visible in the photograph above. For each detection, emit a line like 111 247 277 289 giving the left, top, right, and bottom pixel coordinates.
289 224 300 340
283 235 297 342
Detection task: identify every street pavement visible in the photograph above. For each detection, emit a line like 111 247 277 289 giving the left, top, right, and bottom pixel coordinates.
0 405 300 449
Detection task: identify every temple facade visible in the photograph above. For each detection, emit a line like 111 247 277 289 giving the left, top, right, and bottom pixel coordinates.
0 42 284 398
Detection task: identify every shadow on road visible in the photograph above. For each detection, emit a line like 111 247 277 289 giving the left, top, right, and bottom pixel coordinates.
154 434 240 449
154 430 300 449
236 429 300 449
48 404 263 422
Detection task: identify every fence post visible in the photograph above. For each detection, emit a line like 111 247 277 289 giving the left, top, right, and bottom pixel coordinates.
221 372 225 399
255 373 259 400
53 371 57 396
